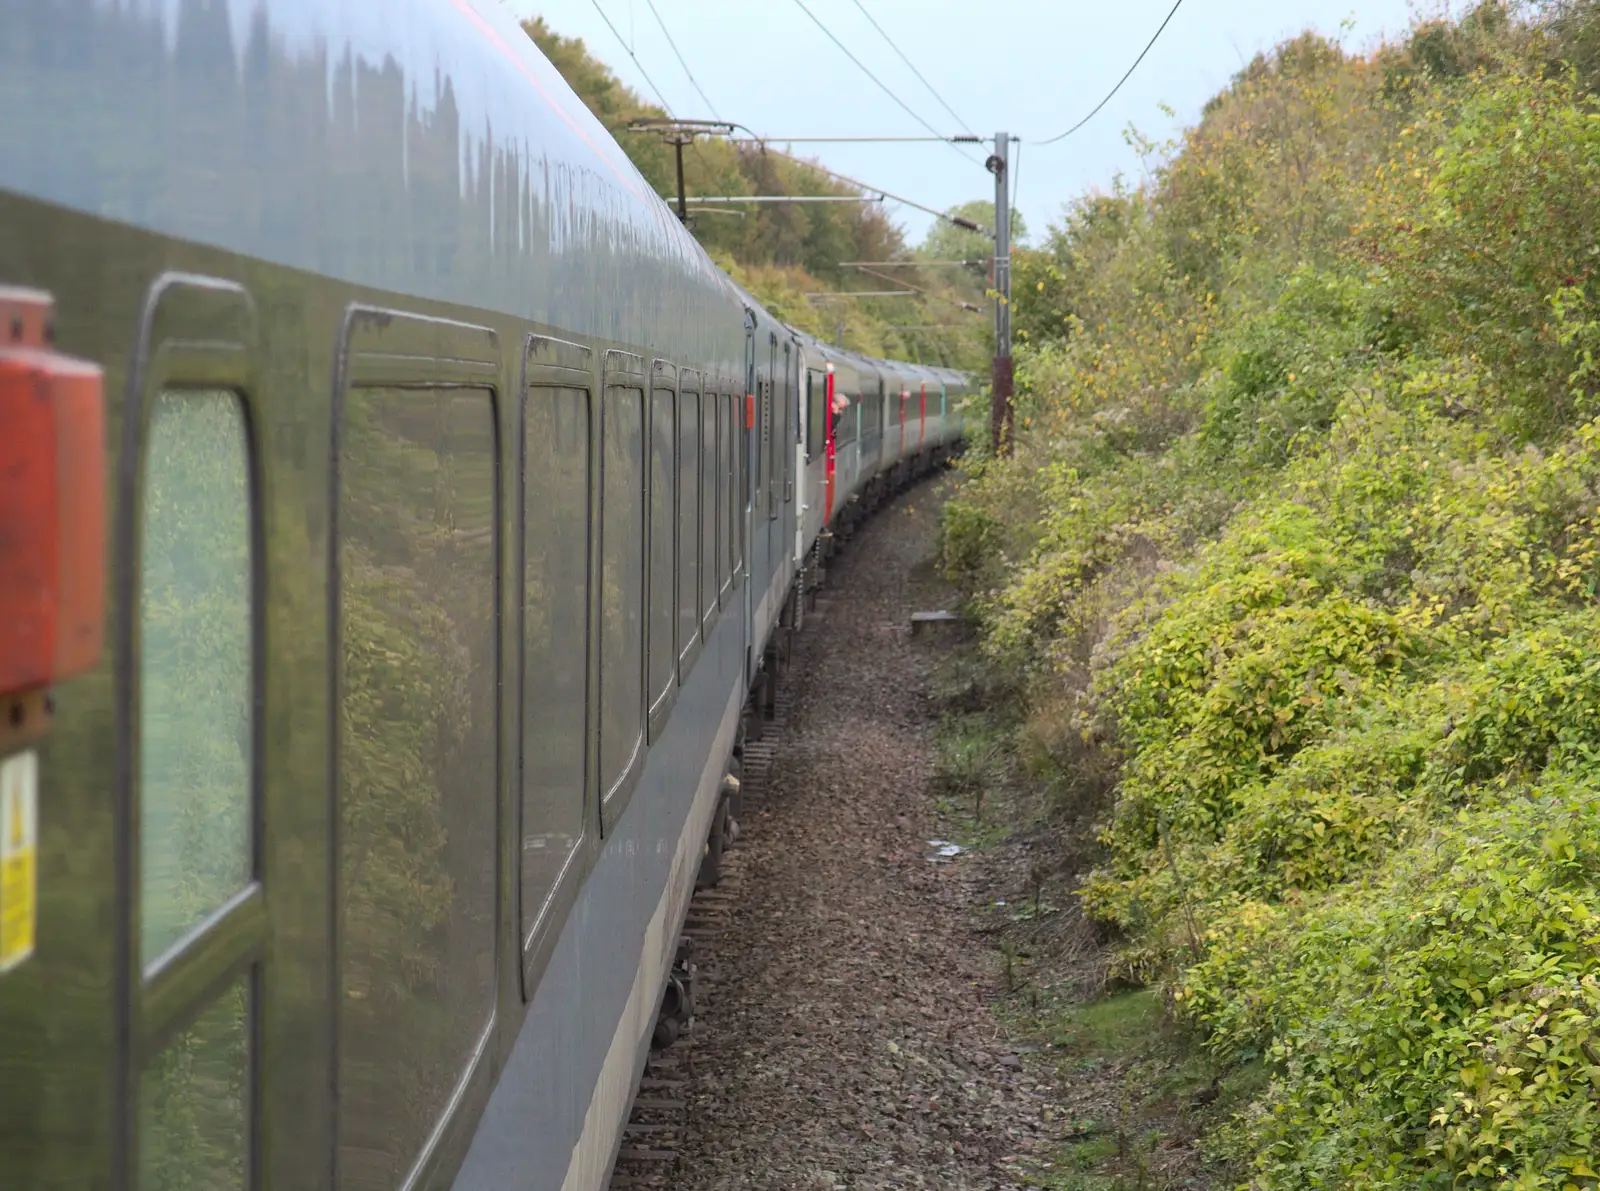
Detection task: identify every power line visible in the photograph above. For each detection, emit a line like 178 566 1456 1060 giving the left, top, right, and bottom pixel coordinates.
730 135 981 144
847 0 976 138
589 0 675 116
1033 0 1186 145
738 139 992 234
787 0 980 167
681 195 885 204
630 117 987 237
851 264 984 312
643 0 722 121
1011 139 1022 235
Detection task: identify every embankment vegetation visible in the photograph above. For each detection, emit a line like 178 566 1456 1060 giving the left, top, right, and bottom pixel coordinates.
944 2 1600 1185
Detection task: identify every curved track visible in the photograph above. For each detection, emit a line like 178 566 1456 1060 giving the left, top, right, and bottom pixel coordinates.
664 478 1057 1190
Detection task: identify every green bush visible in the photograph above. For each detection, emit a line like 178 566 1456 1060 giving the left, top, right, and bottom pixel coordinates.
1184 775 1600 1188
944 8 1600 1186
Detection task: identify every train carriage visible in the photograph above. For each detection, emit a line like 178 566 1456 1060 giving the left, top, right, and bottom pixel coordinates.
0 4 965 1191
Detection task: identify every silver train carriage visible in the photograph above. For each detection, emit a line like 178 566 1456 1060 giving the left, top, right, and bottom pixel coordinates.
0 3 965 1190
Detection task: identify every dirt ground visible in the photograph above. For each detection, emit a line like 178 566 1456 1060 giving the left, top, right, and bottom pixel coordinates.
673 477 1061 1191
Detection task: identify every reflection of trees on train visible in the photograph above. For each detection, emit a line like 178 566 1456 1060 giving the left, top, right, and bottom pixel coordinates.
521 388 589 929
600 388 646 796
138 392 253 1191
336 388 496 1191
648 389 676 710
677 390 701 661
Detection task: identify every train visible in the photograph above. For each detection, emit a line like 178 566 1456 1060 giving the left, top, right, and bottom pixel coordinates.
0 3 970 1190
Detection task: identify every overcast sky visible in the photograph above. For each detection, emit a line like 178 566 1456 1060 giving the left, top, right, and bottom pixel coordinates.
508 0 1432 246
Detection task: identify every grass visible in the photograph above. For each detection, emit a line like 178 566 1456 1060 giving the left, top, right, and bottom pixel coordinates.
1005 983 1263 1189
931 710 1015 848
928 640 1243 1189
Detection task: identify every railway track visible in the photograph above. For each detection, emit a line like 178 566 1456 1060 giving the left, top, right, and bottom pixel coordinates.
606 601 810 1190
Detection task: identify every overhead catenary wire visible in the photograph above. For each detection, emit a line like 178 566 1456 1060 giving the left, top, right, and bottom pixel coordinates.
787 0 981 167
737 139 993 236
589 0 675 116
729 135 979 144
1033 0 1186 145
643 0 722 121
846 0 976 138
1011 139 1022 231
850 264 985 313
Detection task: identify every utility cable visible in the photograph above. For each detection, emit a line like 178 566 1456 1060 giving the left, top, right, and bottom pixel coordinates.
589 0 675 116
852 264 985 314
847 0 976 138
745 141 991 233
1011 138 1022 236
643 0 722 121
788 0 981 167
1033 0 1185 145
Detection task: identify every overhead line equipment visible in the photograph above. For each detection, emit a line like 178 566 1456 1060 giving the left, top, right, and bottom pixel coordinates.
643 0 723 121
846 0 977 138
589 0 676 116
787 0 981 168
1034 0 1186 145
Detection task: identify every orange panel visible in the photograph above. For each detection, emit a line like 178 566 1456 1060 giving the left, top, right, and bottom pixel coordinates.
0 287 106 697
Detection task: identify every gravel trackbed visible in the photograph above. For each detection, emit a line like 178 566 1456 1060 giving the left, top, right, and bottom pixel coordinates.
672 478 1056 1191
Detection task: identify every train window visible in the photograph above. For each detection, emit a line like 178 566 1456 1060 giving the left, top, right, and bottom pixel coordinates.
719 392 734 595
138 390 253 966
766 338 779 519
676 387 700 673
806 369 826 461
336 386 497 1191
782 344 794 503
521 385 589 945
726 391 742 582
139 978 250 1190
700 394 717 630
600 385 646 796
648 385 676 717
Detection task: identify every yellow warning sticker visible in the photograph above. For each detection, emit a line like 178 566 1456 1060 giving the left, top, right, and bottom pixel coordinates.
0 750 38 974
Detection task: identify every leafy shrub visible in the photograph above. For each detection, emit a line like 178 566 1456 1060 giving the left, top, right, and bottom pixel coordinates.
944 6 1600 1186
1185 775 1600 1188
1368 71 1600 437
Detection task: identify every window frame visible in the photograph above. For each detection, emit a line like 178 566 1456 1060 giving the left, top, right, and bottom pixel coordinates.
115 274 268 1191
675 372 703 681
718 386 736 606
782 342 794 505
699 381 720 639
806 367 826 463
766 333 779 521
329 306 504 1191
516 334 598 999
599 350 649 831
646 358 679 742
